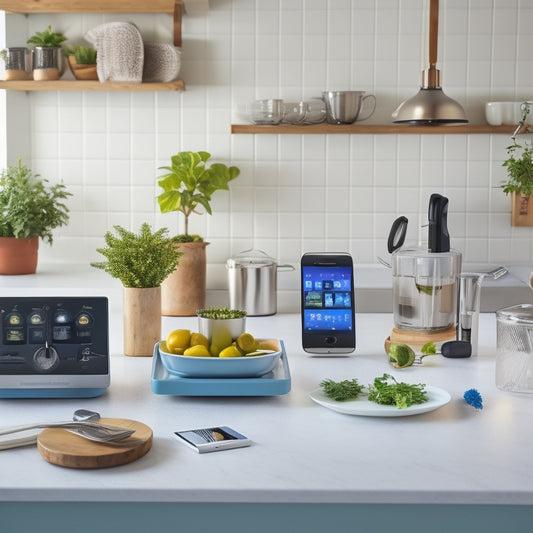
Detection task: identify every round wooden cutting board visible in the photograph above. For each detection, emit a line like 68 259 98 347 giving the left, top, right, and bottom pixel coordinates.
37 418 153 469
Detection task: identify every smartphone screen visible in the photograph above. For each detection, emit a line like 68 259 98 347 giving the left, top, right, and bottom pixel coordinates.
301 253 355 354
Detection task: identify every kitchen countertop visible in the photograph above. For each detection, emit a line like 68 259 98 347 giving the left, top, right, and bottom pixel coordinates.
1 265 532 532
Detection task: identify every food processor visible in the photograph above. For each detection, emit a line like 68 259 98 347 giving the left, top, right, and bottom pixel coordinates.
389 194 462 347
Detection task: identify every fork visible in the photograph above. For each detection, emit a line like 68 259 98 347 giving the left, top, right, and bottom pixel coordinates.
0 421 135 441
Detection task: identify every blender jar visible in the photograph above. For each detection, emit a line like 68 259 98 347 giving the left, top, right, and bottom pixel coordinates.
392 246 462 332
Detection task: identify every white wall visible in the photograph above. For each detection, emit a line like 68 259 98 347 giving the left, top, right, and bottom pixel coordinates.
3 0 533 292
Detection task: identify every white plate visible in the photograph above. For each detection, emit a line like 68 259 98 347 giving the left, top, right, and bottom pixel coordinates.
309 385 451 417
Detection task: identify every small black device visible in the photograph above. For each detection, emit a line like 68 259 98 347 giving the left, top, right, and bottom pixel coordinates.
174 426 251 453
300 252 356 354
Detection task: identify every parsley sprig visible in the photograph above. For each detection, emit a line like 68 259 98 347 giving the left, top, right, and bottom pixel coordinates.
320 378 364 401
367 373 427 409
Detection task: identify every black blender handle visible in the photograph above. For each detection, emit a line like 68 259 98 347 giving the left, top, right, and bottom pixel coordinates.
428 193 450 253
387 216 408 254
441 340 472 358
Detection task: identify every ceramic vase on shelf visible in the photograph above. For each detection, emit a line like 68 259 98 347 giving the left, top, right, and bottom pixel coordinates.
161 241 209 316
123 286 161 357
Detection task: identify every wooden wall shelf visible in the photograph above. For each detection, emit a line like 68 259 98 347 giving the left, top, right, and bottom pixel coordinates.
0 0 185 46
230 124 524 135
0 79 185 91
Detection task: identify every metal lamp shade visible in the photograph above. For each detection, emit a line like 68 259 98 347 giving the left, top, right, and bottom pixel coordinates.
392 87 467 124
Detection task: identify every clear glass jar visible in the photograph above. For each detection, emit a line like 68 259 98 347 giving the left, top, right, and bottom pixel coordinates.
496 304 533 393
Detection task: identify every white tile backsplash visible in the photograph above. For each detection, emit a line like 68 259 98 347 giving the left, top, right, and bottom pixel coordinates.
2 2 533 281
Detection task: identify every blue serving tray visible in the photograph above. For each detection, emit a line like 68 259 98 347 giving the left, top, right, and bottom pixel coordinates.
151 341 291 396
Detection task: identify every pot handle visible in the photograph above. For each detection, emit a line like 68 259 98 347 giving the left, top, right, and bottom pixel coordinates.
277 264 295 272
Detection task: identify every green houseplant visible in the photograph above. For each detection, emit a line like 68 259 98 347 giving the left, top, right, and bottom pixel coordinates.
0 159 71 274
502 140 533 226
64 44 98 80
91 223 183 356
156 151 240 316
27 25 67 80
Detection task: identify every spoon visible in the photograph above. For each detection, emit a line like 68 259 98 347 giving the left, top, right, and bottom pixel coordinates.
0 409 101 450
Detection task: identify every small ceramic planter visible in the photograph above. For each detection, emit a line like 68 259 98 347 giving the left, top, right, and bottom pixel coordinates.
2 47 31 80
32 46 64 80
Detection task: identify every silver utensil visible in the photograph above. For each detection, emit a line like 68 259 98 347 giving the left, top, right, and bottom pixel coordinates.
0 420 133 443
0 409 102 450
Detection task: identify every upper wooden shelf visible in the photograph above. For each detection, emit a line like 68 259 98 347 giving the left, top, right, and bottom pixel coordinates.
230 123 527 135
0 79 185 91
0 0 185 46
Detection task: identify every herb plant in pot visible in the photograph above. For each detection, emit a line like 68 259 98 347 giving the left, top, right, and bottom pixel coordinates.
502 139 533 226
64 45 98 80
0 159 71 275
196 307 246 356
157 151 240 316
91 223 182 357
27 25 67 81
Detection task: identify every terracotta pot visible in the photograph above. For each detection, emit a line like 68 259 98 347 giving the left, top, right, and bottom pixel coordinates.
511 192 533 226
123 286 161 357
67 56 98 80
161 241 209 316
0 237 39 275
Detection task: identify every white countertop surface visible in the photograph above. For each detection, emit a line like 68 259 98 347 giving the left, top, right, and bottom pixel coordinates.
1 304 532 505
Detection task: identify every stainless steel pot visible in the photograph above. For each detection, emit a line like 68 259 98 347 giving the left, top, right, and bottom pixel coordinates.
226 249 294 316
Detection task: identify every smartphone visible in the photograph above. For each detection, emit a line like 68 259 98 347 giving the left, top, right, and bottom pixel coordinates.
173 426 251 453
300 252 356 354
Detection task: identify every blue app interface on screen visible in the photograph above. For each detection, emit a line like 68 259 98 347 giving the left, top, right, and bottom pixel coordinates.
302 266 353 331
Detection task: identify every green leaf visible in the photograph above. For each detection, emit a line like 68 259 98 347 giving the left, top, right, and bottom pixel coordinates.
421 342 437 355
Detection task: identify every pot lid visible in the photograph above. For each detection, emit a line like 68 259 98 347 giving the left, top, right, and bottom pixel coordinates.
227 249 276 268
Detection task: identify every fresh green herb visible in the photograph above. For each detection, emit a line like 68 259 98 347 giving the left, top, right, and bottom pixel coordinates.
502 140 533 198
64 44 97 64
320 378 365 402
367 373 428 409
197 307 246 319
421 342 437 355
388 343 415 368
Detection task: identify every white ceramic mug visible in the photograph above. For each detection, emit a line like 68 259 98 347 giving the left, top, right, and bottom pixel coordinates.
485 101 523 126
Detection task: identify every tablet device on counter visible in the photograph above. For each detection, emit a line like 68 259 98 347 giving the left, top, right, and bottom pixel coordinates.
173 426 251 453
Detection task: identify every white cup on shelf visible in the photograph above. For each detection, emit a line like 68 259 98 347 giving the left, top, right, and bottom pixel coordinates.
485 101 523 126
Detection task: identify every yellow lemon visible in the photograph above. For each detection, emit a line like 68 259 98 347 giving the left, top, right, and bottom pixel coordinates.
236 332 258 354
210 343 222 357
183 344 211 357
219 345 242 358
190 332 209 347
166 329 191 354
211 328 232 352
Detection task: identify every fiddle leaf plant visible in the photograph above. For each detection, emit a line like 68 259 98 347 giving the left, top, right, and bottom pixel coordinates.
157 151 240 242
91 223 183 288
502 141 533 198
0 159 71 244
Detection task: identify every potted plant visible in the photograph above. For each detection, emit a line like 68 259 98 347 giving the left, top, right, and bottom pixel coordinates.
0 159 71 275
91 223 182 357
196 307 247 357
64 45 97 80
1 47 31 80
502 139 533 226
27 25 67 81
157 151 240 316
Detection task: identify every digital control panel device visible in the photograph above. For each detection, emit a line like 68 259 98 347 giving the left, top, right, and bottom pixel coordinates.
301 252 356 354
0 297 110 398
